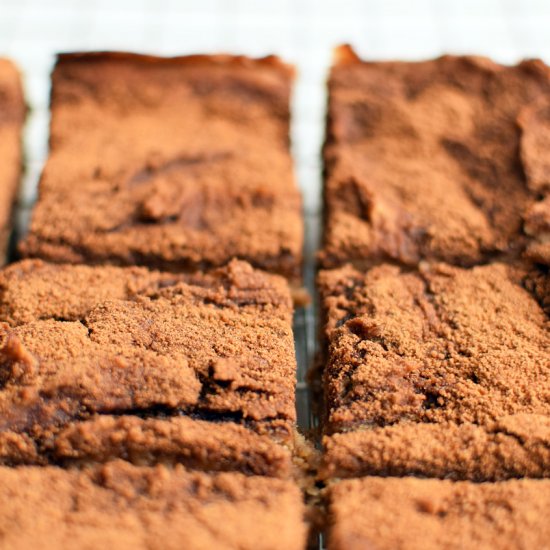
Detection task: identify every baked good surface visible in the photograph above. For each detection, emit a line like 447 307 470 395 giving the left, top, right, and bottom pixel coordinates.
52 415 292 476
0 259 297 474
318 261 550 480
0 58 24 262
321 46 550 268
20 52 303 281
0 460 307 550
327 477 550 550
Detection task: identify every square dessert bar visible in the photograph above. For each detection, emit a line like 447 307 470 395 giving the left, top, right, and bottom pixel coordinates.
318 262 550 480
20 52 303 282
0 59 24 263
0 461 307 549
327 477 550 550
321 45 550 269
0 259 298 476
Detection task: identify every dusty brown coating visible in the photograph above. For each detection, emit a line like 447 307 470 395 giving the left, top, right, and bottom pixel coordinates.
321 46 550 268
0 260 297 469
0 259 184 326
318 262 550 479
52 415 292 477
0 461 307 550
327 477 550 550
0 59 24 263
20 52 303 281
520 96 550 265
322 416 550 480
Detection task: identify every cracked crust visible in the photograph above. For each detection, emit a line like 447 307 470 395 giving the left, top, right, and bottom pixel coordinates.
321 47 550 269
0 58 24 263
0 460 307 550
327 476 550 550
0 259 297 474
20 51 303 281
318 262 550 480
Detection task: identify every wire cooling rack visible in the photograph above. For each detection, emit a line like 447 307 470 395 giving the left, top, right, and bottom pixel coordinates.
2 3 550 548
1 0 550 434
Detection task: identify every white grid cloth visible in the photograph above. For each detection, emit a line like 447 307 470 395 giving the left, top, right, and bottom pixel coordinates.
1 0 550 429
2 0 550 214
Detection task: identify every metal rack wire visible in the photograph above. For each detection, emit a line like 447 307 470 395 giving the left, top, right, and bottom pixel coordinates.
2 9 550 542
4 0 549 434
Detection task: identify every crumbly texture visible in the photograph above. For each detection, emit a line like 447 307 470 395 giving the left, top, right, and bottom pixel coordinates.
0 259 184 326
520 97 550 265
327 477 550 550
320 46 550 269
318 262 550 479
0 59 24 263
0 461 307 550
20 52 303 281
0 259 297 472
53 415 292 477
322 416 550 481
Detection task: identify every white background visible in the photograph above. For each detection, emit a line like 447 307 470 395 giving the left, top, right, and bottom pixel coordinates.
2 0 550 215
